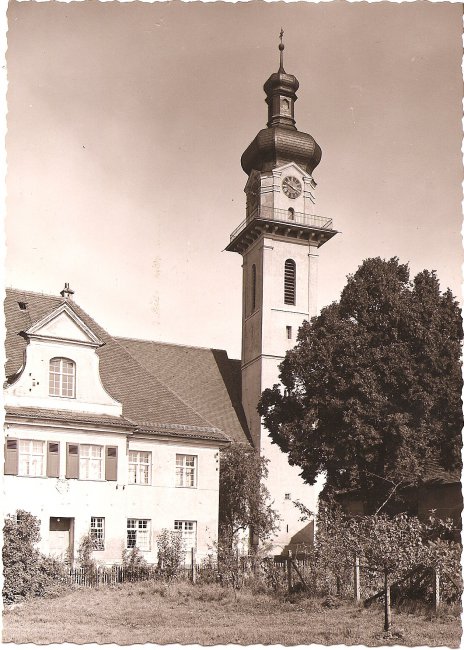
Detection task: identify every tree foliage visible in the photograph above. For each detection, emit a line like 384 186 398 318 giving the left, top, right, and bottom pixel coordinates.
219 445 279 547
259 258 462 512
3 510 67 603
157 529 186 581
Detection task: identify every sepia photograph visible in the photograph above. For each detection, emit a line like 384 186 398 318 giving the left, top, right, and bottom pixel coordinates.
2 0 463 646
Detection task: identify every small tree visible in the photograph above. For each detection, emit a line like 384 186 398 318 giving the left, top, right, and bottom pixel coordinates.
157 529 186 581
77 534 97 574
219 445 279 548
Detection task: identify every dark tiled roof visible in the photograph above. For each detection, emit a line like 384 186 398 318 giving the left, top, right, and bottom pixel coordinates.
116 338 251 445
421 461 461 486
5 406 133 429
4 289 248 445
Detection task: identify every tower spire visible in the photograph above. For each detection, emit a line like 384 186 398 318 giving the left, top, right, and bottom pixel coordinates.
279 28 285 72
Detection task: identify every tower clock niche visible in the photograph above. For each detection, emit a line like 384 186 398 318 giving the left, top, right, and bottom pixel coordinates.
226 34 338 555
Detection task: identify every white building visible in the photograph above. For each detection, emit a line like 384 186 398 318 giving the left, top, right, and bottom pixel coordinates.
4 39 337 562
4 286 250 564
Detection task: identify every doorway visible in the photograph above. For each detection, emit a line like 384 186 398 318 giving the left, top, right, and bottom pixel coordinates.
49 517 74 560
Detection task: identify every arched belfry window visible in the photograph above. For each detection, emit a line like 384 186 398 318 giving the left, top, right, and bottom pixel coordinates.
251 264 257 312
284 259 296 305
49 357 76 398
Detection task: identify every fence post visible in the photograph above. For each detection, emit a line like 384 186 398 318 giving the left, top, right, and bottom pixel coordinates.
191 548 197 584
433 568 440 612
353 555 360 602
287 557 293 593
384 569 391 633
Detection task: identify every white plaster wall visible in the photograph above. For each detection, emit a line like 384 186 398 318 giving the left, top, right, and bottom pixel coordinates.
260 356 323 554
4 425 220 564
5 338 122 416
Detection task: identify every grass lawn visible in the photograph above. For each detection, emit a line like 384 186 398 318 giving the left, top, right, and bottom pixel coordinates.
3 581 462 646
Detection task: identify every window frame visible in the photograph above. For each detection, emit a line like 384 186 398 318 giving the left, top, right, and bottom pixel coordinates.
284 259 296 306
90 516 105 551
18 439 46 477
126 518 151 551
174 520 197 552
79 444 104 481
128 450 152 485
175 454 197 488
49 357 76 398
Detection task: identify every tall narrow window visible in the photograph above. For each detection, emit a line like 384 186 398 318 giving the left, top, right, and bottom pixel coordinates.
251 264 257 312
90 517 105 550
284 259 296 305
49 358 75 398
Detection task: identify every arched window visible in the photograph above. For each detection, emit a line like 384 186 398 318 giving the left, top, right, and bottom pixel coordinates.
288 207 295 221
251 264 257 312
284 259 296 305
49 357 76 398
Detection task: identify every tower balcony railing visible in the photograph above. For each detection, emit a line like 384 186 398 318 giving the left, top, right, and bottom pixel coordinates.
230 206 333 242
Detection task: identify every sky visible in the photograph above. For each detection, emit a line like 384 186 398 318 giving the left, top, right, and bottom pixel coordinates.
5 1 463 361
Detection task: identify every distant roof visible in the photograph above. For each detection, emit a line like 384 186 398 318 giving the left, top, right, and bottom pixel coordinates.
5 289 250 445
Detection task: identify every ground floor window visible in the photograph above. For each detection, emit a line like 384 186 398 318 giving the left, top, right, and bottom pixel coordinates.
90 516 105 551
174 520 197 551
127 518 150 551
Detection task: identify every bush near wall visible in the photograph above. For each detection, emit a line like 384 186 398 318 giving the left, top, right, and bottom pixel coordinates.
3 510 68 604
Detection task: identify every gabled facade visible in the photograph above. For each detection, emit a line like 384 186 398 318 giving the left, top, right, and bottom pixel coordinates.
4 288 250 565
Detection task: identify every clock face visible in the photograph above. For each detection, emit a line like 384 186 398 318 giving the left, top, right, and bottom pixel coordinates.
282 176 302 199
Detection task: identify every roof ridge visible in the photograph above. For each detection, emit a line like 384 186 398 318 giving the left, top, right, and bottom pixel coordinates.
6 287 65 300
116 335 228 355
115 336 223 432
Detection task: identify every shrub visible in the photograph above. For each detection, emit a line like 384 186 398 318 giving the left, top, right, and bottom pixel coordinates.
157 529 186 581
77 533 97 574
122 546 148 579
3 510 68 604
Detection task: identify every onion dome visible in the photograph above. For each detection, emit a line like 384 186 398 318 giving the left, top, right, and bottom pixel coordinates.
241 31 322 176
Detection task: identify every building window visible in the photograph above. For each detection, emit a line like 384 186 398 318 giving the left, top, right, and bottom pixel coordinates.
66 444 117 481
129 451 151 485
284 259 296 305
127 519 150 551
286 325 292 340
79 444 103 480
251 264 257 312
90 517 105 551
49 357 75 398
285 493 292 500
288 207 295 220
174 520 197 552
176 454 197 488
18 439 45 477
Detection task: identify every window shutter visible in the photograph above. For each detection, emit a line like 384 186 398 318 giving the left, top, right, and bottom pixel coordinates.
105 446 118 481
4 438 18 475
66 443 79 479
47 441 60 478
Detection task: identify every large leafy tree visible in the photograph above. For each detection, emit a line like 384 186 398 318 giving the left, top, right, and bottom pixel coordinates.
259 257 462 513
219 445 278 547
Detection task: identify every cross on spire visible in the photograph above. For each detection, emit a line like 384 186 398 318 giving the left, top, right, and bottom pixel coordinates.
278 28 285 72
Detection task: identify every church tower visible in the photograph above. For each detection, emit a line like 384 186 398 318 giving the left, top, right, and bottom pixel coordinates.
226 34 337 554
